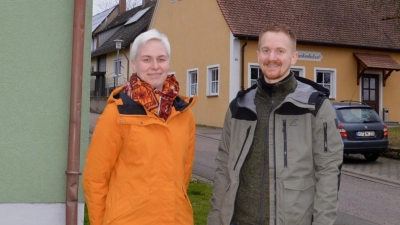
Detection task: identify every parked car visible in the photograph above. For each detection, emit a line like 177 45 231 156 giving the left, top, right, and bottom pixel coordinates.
332 100 388 161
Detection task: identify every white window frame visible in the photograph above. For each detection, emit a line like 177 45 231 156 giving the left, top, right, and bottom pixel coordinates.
291 66 306 78
314 67 337 99
114 59 121 77
248 63 262 88
187 68 198 97
207 65 220 96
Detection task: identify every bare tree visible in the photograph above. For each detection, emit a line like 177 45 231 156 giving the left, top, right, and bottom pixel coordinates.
96 0 142 12
371 0 400 21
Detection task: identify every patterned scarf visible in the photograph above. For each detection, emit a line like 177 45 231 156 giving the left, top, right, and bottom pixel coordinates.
123 73 179 121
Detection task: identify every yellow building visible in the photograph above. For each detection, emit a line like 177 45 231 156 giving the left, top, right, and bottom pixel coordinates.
150 0 400 127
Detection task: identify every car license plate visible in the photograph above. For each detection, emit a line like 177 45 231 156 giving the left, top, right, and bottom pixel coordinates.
356 131 375 137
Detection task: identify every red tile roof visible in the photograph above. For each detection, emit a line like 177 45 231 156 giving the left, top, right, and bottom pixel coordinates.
216 0 400 50
354 53 400 70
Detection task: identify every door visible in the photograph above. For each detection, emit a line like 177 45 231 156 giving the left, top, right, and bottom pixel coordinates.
362 74 379 113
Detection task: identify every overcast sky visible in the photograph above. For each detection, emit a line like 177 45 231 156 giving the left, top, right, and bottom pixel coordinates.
92 0 143 15
92 0 103 15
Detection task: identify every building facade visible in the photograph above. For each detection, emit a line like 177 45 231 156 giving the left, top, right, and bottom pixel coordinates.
150 0 400 127
0 1 92 224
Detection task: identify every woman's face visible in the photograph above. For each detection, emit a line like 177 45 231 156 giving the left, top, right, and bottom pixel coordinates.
131 39 170 90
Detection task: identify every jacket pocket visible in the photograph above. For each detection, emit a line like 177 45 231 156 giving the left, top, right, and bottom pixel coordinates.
282 176 315 225
283 120 287 168
106 188 149 224
233 126 251 170
323 122 327 153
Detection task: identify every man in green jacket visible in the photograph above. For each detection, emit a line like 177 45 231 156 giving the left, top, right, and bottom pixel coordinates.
207 23 344 225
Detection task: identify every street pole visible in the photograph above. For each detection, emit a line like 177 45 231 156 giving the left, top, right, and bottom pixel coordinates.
114 39 123 88
116 48 119 88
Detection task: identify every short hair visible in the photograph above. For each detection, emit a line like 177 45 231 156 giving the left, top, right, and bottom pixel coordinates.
258 23 297 50
130 29 171 61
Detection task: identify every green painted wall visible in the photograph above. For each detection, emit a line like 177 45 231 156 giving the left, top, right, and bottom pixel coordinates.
0 0 92 202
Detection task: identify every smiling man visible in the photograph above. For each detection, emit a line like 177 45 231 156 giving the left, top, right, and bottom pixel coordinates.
257 26 298 83
208 23 344 225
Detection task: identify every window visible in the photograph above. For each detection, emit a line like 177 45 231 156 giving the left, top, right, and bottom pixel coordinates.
291 66 305 77
187 69 198 97
315 68 336 98
337 108 380 123
249 65 262 87
114 59 121 76
98 55 106 72
207 65 220 96
91 38 97 51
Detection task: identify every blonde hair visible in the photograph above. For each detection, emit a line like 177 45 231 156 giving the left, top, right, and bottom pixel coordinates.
258 23 297 50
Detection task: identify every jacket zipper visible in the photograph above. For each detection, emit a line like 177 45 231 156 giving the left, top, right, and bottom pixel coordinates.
233 126 251 170
272 104 278 225
258 100 275 225
283 120 287 168
323 122 328 152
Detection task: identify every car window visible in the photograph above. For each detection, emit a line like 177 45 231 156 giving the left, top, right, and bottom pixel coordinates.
337 108 380 123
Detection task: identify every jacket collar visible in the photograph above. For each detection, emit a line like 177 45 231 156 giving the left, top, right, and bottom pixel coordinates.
236 73 327 111
110 87 197 115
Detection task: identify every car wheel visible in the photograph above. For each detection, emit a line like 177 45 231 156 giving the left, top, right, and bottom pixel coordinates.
363 153 379 161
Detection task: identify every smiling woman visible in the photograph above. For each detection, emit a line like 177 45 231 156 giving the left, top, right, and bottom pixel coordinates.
83 29 198 225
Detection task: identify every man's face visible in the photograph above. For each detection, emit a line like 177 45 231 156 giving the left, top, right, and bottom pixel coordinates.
131 39 170 90
257 31 298 83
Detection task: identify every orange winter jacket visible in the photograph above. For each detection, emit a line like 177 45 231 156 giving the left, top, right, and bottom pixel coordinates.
83 87 197 225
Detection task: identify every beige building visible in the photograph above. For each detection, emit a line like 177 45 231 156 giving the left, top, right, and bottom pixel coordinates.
149 0 400 127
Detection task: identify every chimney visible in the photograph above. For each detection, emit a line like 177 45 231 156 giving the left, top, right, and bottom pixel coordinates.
119 0 126 14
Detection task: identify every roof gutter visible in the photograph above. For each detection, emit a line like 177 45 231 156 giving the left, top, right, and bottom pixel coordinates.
234 34 400 52
296 40 400 52
122 49 130 81
240 37 248 90
66 0 86 224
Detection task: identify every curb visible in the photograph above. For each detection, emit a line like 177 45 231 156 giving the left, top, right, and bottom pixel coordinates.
195 133 221 141
341 168 400 187
191 174 213 185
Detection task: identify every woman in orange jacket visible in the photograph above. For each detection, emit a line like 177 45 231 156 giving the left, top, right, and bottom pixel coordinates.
83 29 197 225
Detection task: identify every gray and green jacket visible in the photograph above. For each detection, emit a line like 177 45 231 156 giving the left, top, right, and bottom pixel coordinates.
207 76 344 225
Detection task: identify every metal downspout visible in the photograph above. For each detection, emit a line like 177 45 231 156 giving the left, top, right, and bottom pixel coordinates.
66 0 86 225
122 50 130 81
241 37 248 90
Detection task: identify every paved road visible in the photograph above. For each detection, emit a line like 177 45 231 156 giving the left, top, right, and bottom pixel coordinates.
337 174 400 225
